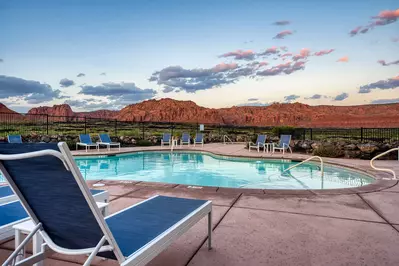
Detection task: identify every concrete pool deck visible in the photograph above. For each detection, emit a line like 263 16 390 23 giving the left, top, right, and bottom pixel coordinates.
1 144 399 265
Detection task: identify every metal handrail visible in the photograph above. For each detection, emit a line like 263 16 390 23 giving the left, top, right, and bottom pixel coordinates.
223 135 233 145
281 156 324 178
370 147 398 179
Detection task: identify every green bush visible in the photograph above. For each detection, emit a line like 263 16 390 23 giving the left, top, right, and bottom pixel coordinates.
272 126 295 137
136 139 153 146
312 145 343 158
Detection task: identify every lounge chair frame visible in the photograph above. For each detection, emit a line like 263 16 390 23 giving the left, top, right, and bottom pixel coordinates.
97 134 121 151
273 135 293 154
161 133 172 147
0 143 212 266
193 133 204 147
248 135 267 153
76 134 99 152
180 133 190 147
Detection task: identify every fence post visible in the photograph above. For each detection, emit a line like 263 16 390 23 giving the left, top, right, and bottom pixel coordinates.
171 122 174 137
84 117 87 134
46 114 49 135
115 119 118 136
310 128 313 140
360 127 363 142
141 119 145 140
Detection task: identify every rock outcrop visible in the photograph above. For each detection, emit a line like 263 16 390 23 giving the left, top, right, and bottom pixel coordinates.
3 98 399 128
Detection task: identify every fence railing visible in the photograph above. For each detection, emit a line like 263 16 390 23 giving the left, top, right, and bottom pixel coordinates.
0 112 398 142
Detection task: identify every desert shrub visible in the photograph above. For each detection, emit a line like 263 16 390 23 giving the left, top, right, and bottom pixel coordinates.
136 139 153 146
312 145 343 158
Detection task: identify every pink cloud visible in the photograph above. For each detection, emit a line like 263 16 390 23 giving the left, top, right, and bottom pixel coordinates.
349 26 362 36
273 30 294 39
281 53 293 57
213 62 238 72
337 56 349 63
392 37 399 42
220 50 255 60
259 46 280 56
314 49 335 56
374 9 399 20
292 48 310 61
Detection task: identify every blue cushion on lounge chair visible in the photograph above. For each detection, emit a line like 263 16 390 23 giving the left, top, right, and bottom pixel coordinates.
0 201 28 227
99 134 112 143
106 196 207 257
195 133 203 142
256 135 266 145
0 186 13 198
181 133 190 142
79 134 93 144
162 133 171 142
7 135 22 144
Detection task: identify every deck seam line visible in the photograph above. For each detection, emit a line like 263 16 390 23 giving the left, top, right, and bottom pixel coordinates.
231 205 389 225
184 193 243 266
356 193 399 233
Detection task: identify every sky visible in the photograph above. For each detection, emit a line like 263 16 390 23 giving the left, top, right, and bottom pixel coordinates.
0 0 398 113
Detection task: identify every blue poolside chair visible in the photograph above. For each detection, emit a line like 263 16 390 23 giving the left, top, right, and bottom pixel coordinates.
248 135 267 153
76 134 99 152
0 185 16 204
273 134 293 154
98 133 121 151
161 132 171 147
180 132 190 146
194 133 204 147
0 187 109 243
0 143 212 266
7 135 22 144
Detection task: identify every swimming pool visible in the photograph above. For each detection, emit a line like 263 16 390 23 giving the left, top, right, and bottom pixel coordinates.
75 151 374 190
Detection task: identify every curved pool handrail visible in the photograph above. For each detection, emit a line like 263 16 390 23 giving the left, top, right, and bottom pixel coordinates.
370 147 398 180
223 135 233 145
282 156 324 178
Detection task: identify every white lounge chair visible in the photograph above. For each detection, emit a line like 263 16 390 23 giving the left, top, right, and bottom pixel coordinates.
180 133 190 146
249 135 267 153
161 133 171 147
0 143 212 266
194 133 204 147
98 133 121 151
7 135 22 144
76 134 99 152
273 134 293 154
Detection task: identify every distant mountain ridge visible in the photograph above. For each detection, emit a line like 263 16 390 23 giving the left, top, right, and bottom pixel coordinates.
2 98 399 128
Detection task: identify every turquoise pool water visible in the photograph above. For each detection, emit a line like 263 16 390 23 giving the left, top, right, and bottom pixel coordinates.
75 151 374 190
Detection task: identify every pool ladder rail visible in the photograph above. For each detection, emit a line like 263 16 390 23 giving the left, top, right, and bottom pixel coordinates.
281 156 324 178
370 147 398 180
223 135 233 145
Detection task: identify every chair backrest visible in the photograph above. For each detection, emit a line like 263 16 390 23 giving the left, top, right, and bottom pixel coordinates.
79 134 93 144
256 135 266 145
0 143 106 251
99 133 112 143
279 135 292 147
162 133 171 142
7 135 22 144
195 133 203 142
181 133 190 142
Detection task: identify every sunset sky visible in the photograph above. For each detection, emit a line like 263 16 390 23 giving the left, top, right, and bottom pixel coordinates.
0 0 398 112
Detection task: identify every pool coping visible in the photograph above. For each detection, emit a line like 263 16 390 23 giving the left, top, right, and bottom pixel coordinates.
73 146 398 196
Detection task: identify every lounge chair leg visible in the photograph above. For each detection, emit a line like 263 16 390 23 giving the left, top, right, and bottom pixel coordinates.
208 211 212 250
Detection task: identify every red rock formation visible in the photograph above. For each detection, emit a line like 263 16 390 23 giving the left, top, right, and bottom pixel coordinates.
0 103 23 121
27 104 117 120
15 99 399 128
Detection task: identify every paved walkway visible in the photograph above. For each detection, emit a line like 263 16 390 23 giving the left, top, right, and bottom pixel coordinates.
1 144 398 265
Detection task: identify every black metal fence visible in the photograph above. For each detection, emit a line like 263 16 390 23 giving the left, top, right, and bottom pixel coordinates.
1 112 399 142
